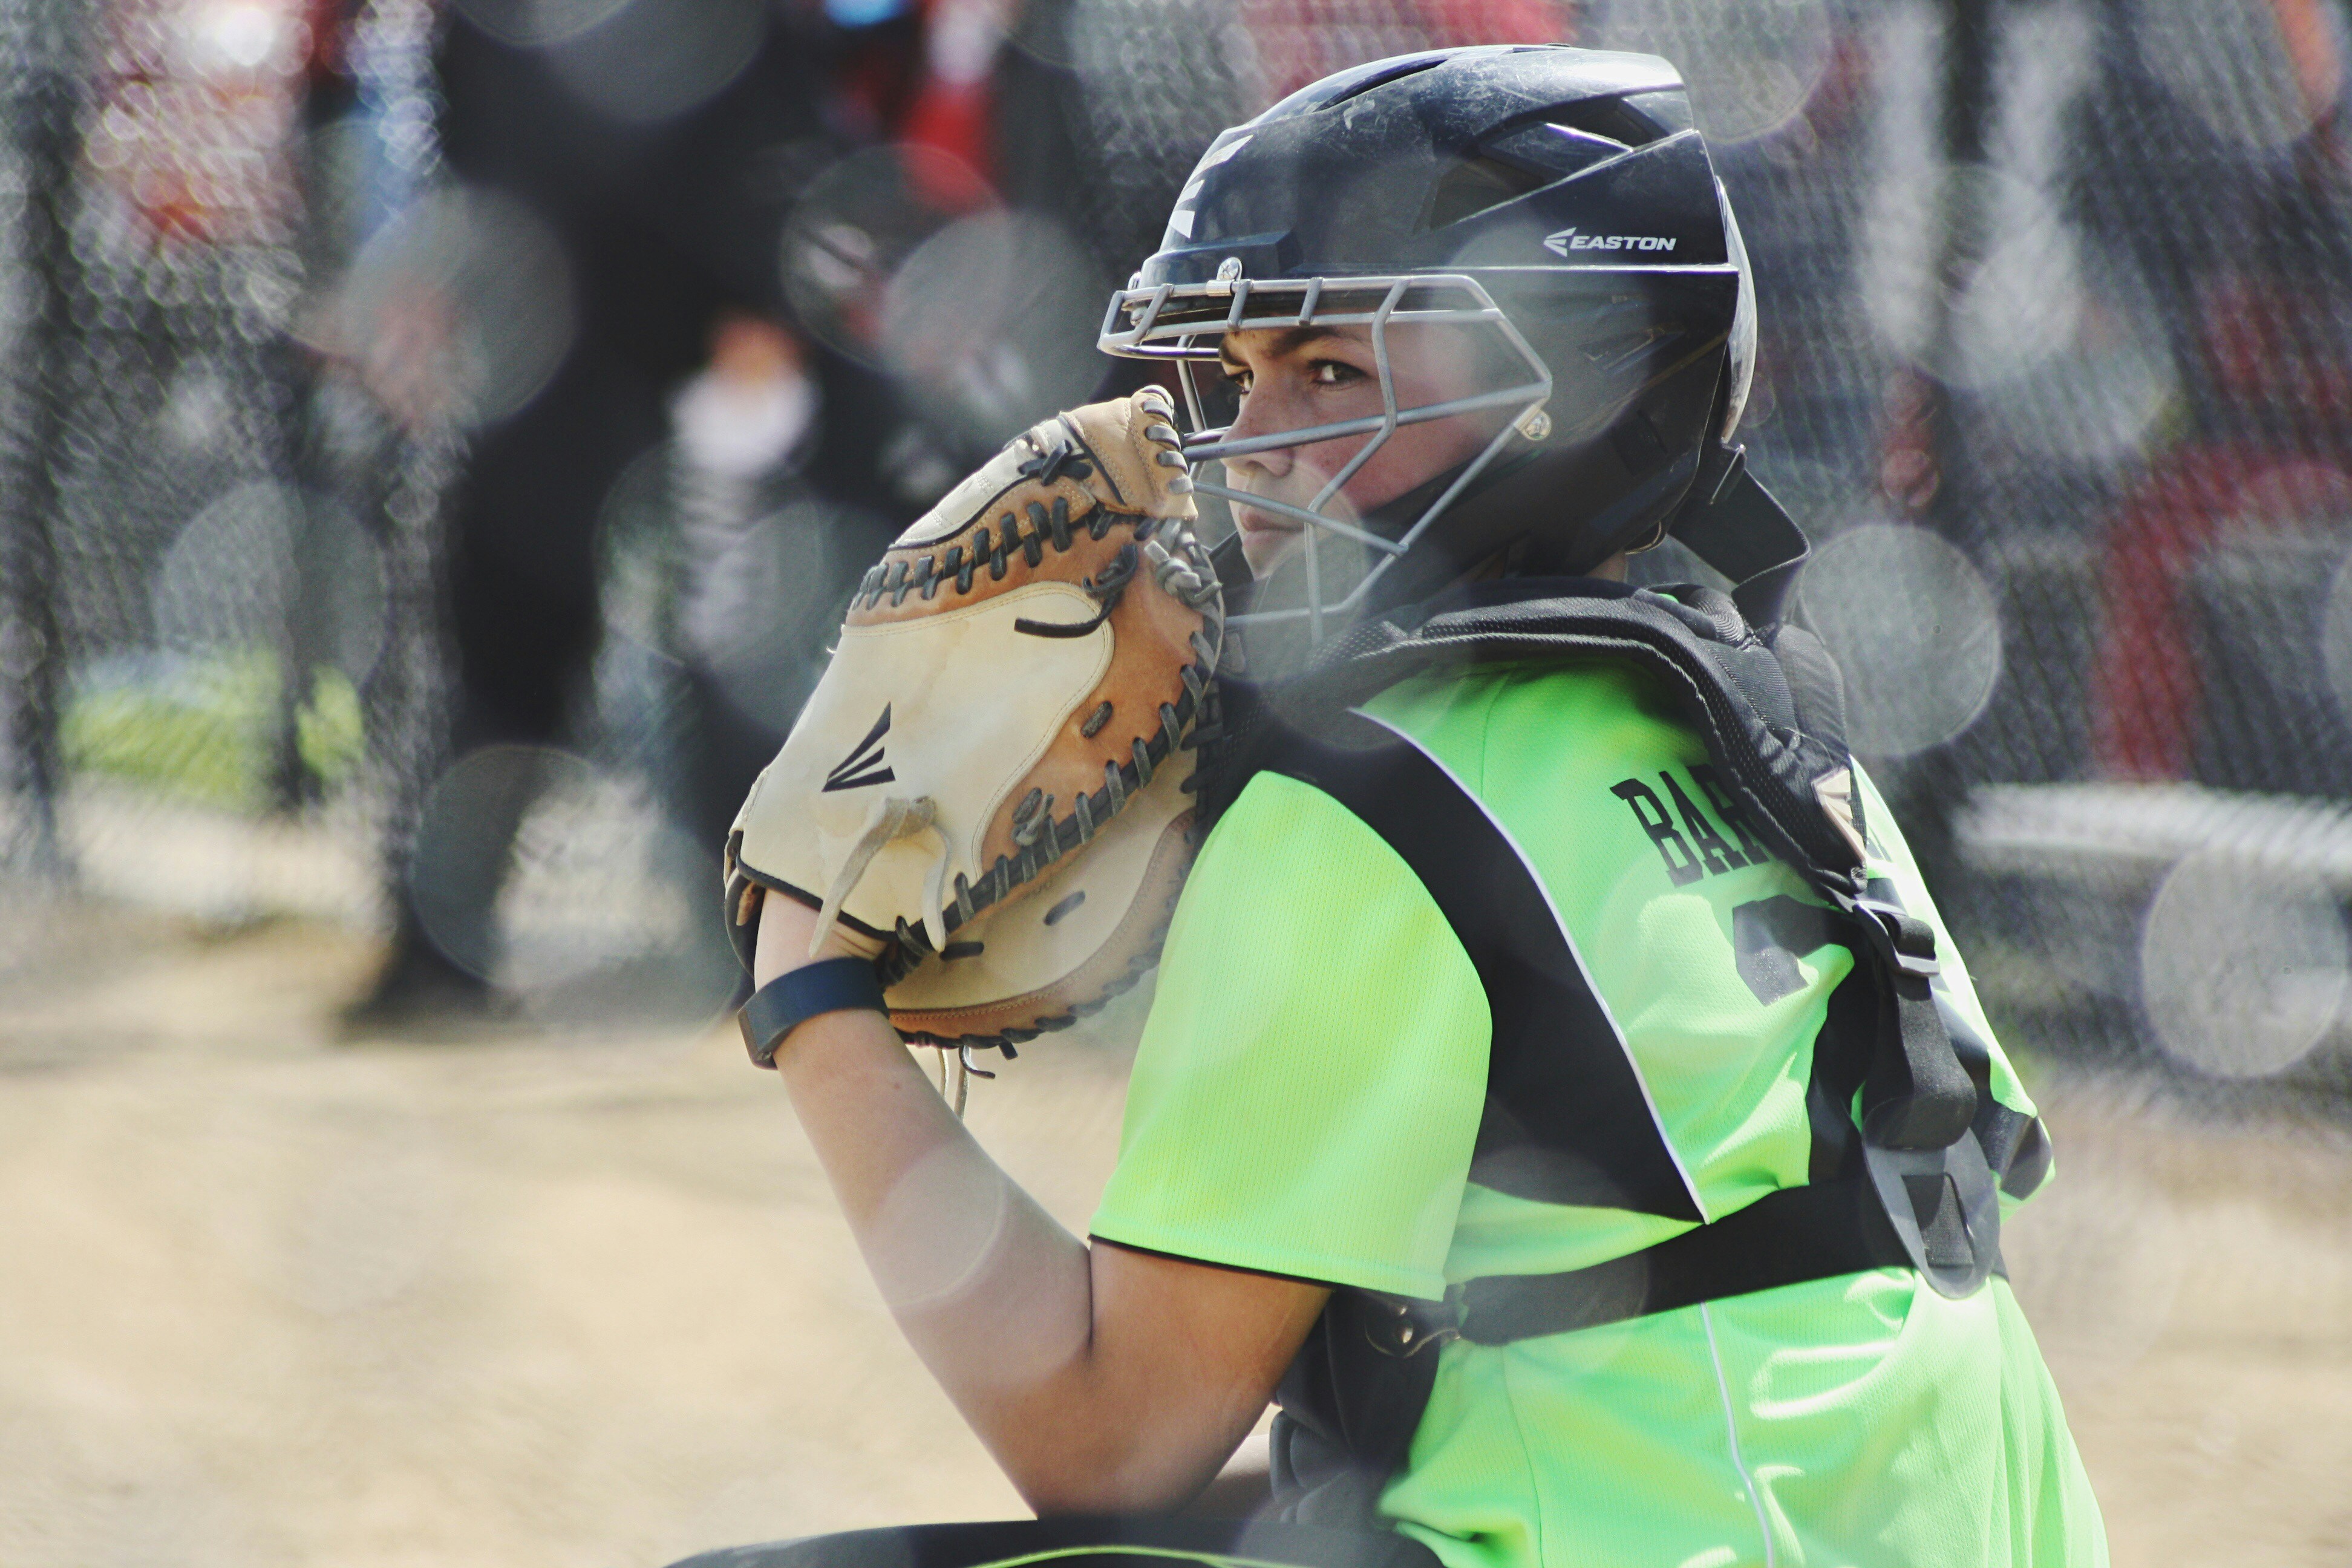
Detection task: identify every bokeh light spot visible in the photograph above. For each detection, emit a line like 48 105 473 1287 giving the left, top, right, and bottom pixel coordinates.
2324 551 2352 727
546 0 765 125
1585 0 1834 144
411 747 737 1028
880 209 1103 448
152 480 298 655
1797 524 2004 756
1978 278 2178 468
451 0 635 47
864 1140 1017 1314
780 145 996 368
2140 0 2333 152
154 482 390 690
338 186 575 427
2140 848 2348 1079
2002 1148 2185 1385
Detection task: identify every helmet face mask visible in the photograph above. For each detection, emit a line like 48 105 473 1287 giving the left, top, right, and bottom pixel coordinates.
1100 272 1554 635
1096 44 1753 639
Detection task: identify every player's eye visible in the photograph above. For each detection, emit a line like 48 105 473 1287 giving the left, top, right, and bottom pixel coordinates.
1218 363 1252 392
1308 359 1365 387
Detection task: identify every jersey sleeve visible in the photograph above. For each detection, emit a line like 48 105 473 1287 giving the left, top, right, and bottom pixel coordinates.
1088 771 1492 1301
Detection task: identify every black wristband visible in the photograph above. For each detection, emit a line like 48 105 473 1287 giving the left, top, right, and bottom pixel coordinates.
738 957 888 1068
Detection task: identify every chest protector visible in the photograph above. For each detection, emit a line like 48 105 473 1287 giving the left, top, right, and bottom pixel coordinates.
1196 456 2054 1525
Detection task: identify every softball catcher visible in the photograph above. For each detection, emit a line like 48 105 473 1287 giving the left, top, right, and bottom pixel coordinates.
697 44 2106 1568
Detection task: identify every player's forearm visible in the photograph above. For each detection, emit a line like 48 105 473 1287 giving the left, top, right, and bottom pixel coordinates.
773 1008 1214 1511
772 1007 1089 1356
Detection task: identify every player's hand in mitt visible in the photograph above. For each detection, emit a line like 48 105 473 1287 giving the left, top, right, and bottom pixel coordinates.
724 387 1223 1057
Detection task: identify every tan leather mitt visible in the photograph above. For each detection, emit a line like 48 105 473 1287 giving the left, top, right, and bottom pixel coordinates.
724 387 1222 1053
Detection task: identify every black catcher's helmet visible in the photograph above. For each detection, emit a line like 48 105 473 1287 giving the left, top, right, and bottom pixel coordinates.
1099 45 1779 630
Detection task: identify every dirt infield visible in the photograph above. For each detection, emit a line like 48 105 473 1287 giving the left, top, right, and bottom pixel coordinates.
2 911 2349 1567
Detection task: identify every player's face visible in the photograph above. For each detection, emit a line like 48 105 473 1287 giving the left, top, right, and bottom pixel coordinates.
1215 322 1508 577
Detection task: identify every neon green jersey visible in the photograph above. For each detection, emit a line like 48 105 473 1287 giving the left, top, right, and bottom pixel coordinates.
1089 660 2106 1568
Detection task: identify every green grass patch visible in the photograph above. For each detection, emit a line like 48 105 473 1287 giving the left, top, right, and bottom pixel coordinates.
62 650 366 812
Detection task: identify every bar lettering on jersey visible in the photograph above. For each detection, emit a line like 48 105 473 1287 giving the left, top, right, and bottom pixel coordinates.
1612 779 1704 886
1663 771 1746 874
1613 768 1765 885
1690 762 1772 866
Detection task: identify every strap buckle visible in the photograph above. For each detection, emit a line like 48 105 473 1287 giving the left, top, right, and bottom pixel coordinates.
1358 1290 1462 1359
1846 897 1940 979
1861 1126 2002 1301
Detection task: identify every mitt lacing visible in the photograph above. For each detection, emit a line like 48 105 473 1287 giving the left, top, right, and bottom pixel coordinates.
1013 542 1138 638
822 400 1220 1053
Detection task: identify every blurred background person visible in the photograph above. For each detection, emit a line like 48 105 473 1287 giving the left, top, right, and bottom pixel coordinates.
343 0 941 1025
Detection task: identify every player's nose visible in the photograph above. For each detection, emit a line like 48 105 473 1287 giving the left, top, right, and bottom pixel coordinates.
1221 389 1295 478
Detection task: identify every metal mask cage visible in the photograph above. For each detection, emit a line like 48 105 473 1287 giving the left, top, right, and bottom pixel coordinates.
1097 272 1553 638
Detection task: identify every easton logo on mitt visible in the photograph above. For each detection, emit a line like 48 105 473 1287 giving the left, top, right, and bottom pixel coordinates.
724 387 1223 1055
823 707 894 792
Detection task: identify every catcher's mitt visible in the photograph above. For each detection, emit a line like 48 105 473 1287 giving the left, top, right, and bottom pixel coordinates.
725 387 1223 1054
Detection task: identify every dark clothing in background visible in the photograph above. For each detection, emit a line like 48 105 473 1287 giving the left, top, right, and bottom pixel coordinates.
358 8 923 1012
433 10 906 749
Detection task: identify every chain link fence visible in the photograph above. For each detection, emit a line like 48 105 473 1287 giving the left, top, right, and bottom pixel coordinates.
1744 0 2352 1094
5 0 2351 1083
0 0 452 929
1037 0 2352 1094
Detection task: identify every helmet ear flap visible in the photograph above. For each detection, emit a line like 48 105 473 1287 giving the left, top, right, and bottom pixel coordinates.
1645 356 1753 557
1627 331 1759 564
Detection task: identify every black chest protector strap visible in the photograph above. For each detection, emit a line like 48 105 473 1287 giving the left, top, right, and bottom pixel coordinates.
1260 722 1704 1220
1226 571 2048 1522
1215 577 1996 1192
1460 1177 1934 1344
